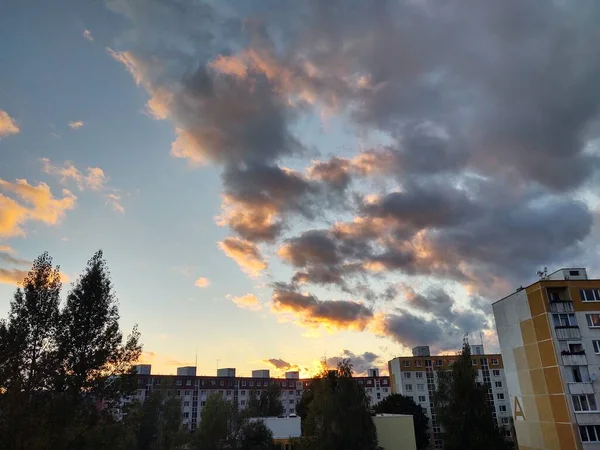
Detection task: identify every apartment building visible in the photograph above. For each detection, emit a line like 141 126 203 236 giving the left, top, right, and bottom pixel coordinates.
388 344 513 449
493 267 600 450
132 365 392 430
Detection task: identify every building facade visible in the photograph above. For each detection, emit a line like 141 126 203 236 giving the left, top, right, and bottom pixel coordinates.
133 366 392 430
388 344 513 449
493 267 600 450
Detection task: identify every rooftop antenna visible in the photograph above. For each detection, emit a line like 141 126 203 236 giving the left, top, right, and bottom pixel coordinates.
195 344 198 368
537 267 548 280
480 331 485 353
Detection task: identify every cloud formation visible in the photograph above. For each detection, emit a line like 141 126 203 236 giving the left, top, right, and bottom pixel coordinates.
218 237 267 277
231 294 262 311
107 0 600 350
0 178 76 237
194 277 210 288
41 158 125 213
68 121 84 129
83 29 93 41
326 350 382 375
0 110 20 138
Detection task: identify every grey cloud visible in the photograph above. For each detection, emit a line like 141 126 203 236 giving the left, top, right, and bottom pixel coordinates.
264 358 298 371
326 350 381 375
0 252 30 266
272 285 373 330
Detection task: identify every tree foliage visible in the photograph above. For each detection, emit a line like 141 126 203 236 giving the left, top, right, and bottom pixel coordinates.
433 341 509 450
375 394 429 450
246 383 284 417
295 359 379 450
0 251 142 450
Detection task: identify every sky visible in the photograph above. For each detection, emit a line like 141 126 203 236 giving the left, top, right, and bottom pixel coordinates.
1 0 600 378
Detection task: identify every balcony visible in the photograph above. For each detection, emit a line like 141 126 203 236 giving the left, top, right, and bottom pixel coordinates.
549 301 574 313
554 326 581 340
561 353 587 366
568 383 595 395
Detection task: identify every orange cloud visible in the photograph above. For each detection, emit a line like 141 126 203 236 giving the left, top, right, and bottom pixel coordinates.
0 268 29 285
68 121 84 129
230 293 261 311
195 277 210 288
41 158 108 191
0 110 20 138
218 237 267 277
105 193 125 214
0 178 76 237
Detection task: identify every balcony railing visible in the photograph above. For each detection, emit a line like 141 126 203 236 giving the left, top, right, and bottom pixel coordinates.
554 326 581 340
549 301 574 313
561 354 588 366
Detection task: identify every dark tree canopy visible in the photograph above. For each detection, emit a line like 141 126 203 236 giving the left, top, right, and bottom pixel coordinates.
246 383 284 418
375 394 429 450
0 251 142 450
433 341 510 450
296 359 379 450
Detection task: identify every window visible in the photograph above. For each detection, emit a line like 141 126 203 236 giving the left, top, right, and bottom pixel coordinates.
570 270 580 276
200 401 206 407
503 430 512 437
415 360 422 367
383 388 388 393
200 390 206 395
405 384 413 392
499 405 507 412
493 369 500 377
241 400 245 406
594 341 600 354
587 314 600 328
435 360 443 367
497 393 504 400
377 392 381 399
219 381 224 386
183 412 189 418
184 401 190 406
572 394 598 412
491 358 499 365
176 390 181 396
226 390 231 396
297 390 302 395
186 380 191 386
418 396 426 403
553 313 577 327
240 390 246 395
289 408 295 413
185 390 190 396
176 380 182 386
580 289 600 302
580 425 600 442
495 381 502 388
241 381 246 386
403 361 410 367
249 381 254 387
417 384 424 391
425 360 432 367
415 372 424 379
501 417 510 424
289 399 294 404
404 372 412 379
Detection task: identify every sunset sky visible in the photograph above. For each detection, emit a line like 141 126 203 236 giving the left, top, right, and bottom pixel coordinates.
1 0 600 377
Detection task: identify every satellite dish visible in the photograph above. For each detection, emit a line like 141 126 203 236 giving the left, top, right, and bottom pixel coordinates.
591 373 597 382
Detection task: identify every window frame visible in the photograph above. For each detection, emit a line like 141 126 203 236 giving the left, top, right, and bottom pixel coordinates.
572 394 598 412
586 314 600 328
580 289 600 302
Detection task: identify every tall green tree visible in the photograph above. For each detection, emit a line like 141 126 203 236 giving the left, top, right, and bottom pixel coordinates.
238 420 274 450
297 359 379 450
375 394 429 450
247 383 284 417
193 393 241 450
433 341 508 450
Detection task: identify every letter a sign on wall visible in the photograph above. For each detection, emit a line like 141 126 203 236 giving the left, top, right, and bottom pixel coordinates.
514 396 526 421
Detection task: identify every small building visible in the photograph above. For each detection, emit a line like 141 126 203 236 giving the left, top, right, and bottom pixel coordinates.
252 369 270 378
373 414 417 450
176 366 196 376
217 367 236 377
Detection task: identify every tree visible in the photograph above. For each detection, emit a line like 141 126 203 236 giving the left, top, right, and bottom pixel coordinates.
247 383 284 417
0 251 143 450
375 394 429 450
0 252 62 449
297 359 379 450
193 393 241 450
58 250 141 405
433 341 509 450
238 420 274 450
